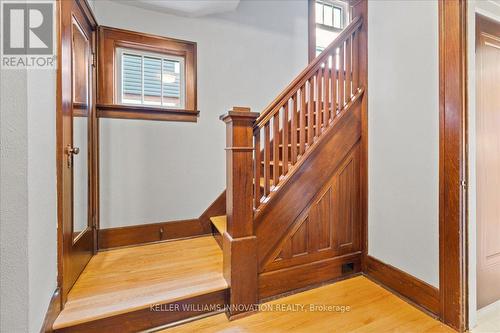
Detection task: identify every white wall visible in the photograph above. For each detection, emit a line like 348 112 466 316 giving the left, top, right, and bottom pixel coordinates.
368 0 440 287
1 69 30 333
94 0 308 228
467 0 500 328
0 68 57 333
27 69 58 332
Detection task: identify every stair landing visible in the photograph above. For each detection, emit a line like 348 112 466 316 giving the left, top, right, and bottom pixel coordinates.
53 236 227 331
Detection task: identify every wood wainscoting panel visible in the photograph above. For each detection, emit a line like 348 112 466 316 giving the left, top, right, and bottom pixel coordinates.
259 253 361 299
258 145 362 298
365 255 440 316
262 144 361 273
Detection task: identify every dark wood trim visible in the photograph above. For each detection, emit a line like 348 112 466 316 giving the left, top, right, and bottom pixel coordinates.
438 0 468 331
97 219 208 249
53 289 227 333
349 0 368 273
96 104 199 122
308 0 316 63
365 256 440 316
259 252 361 299
40 288 62 333
78 0 97 27
199 191 226 234
97 26 197 117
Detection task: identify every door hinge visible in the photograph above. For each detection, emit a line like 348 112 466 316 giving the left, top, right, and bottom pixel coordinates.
460 180 467 189
92 52 96 68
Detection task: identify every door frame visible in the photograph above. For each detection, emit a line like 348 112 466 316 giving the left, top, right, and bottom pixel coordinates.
56 0 99 305
438 0 468 331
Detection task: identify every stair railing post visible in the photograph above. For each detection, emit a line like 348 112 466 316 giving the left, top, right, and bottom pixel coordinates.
220 106 259 318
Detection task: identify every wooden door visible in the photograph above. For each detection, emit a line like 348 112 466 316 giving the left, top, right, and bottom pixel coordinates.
57 0 97 303
476 14 500 309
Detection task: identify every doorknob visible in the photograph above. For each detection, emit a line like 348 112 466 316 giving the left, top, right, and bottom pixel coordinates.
66 145 80 167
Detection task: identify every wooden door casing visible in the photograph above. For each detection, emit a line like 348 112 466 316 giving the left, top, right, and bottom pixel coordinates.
57 0 97 304
476 14 500 310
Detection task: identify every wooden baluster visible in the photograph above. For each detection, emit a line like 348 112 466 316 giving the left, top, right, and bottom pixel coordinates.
254 129 261 208
331 49 338 118
307 78 315 145
220 106 259 317
352 31 359 94
324 59 330 127
316 68 322 138
282 102 289 175
273 111 280 185
264 123 271 196
346 35 352 99
339 42 345 111
299 85 306 155
291 94 298 164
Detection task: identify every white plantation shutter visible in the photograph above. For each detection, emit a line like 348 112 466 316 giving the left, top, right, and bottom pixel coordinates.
122 53 142 103
119 49 184 108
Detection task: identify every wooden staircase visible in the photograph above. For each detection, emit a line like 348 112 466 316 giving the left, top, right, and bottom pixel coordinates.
212 13 366 317
53 7 367 331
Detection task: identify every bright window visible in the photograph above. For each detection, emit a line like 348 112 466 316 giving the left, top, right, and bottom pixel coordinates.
314 0 349 56
116 48 185 109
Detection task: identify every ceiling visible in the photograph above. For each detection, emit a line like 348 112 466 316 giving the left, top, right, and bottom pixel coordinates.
111 0 240 17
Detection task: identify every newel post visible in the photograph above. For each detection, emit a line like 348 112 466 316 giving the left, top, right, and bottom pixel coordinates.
220 106 259 318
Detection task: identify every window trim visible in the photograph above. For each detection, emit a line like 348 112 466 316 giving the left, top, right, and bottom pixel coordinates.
97 26 198 122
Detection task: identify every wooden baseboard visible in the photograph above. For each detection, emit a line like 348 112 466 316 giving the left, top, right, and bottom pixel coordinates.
40 288 61 333
258 252 362 299
364 255 439 315
98 219 208 249
54 289 228 333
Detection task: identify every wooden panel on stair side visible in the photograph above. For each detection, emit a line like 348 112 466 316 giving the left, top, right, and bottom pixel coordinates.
255 100 362 269
262 145 361 273
259 253 361 299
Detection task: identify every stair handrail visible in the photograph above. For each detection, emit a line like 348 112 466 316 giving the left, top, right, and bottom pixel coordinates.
252 15 364 211
254 16 363 129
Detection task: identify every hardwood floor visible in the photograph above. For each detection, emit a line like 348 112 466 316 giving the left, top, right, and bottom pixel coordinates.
162 276 454 333
53 236 227 330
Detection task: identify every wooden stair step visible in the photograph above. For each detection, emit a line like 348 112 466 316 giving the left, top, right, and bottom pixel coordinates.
52 237 227 332
210 215 227 235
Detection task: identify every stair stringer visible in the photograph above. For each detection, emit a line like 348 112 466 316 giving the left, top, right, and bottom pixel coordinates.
254 99 362 276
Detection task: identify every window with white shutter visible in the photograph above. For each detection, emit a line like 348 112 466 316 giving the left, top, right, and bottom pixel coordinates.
116 48 185 109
